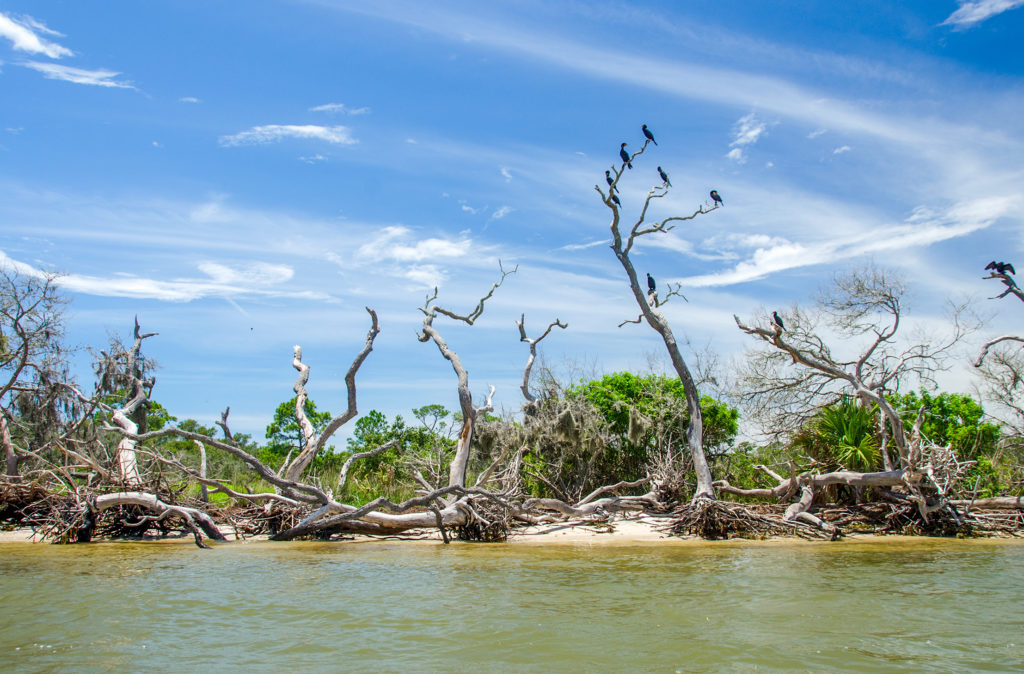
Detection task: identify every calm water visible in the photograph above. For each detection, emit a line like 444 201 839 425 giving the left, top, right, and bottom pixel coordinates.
1 538 1022 672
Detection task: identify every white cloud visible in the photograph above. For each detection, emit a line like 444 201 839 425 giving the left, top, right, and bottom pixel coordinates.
218 124 357 147
299 153 328 163
942 0 1024 28
197 261 294 285
727 112 765 163
0 13 72 58
680 196 1017 287
833 145 851 154
179 96 200 103
0 252 321 303
500 167 513 181
310 103 371 115
560 239 609 251
22 61 134 88
490 205 514 220
807 129 827 139
404 264 446 287
730 112 767 147
357 225 472 263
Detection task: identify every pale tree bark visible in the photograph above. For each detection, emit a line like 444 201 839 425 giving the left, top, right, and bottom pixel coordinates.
109 318 157 485
282 308 380 483
516 313 567 403
597 138 719 501
417 265 515 489
2 410 18 478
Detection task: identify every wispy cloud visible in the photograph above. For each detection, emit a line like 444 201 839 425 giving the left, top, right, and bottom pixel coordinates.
679 196 1017 287
0 252 324 302
942 0 1024 28
218 124 357 147
22 61 134 88
807 129 827 139
0 13 72 58
490 205 514 220
357 225 472 263
179 96 200 103
727 112 767 164
833 145 851 154
309 102 371 115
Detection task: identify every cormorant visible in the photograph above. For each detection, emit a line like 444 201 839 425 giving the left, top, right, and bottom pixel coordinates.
772 311 785 331
657 166 671 187
647 273 656 293
619 143 633 169
605 170 618 193
642 124 658 146
611 194 621 207
710 190 723 206
986 260 1017 275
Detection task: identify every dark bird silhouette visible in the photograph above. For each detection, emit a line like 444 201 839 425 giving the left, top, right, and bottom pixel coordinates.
772 311 785 331
710 190 723 206
647 273 656 293
619 143 632 169
657 166 671 187
611 194 621 207
605 170 618 193
642 124 657 146
986 260 1016 275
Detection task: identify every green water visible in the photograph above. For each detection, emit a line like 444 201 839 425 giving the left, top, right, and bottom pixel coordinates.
1 538 1022 672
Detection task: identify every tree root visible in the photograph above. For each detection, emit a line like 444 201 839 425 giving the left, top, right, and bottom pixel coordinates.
669 499 837 540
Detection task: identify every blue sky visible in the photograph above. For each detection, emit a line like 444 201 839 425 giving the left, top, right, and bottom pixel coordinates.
2 1 1023 441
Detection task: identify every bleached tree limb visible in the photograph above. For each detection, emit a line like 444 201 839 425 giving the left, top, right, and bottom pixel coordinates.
974 335 1024 367
282 308 380 482
418 266 515 488
516 313 567 402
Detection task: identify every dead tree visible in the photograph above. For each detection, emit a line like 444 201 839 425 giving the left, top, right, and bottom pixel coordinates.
595 135 719 501
417 265 514 489
0 268 72 479
515 313 567 404
732 267 971 527
100 318 157 485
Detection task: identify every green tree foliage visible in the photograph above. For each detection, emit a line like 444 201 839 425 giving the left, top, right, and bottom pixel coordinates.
262 396 333 468
487 372 739 502
888 390 1001 460
340 406 456 503
790 397 880 472
568 372 739 457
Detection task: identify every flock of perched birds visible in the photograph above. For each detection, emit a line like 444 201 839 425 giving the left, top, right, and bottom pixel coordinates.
626 127 1020 335
609 124 724 209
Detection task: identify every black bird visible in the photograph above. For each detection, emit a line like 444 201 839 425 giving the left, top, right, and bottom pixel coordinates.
642 124 658 146
986 260 1016 275
710 190 723 206
619 143 633 169
657 166 671 187
772 311 785 331
611 194 621 207
647 273 656 293
605 170 618 193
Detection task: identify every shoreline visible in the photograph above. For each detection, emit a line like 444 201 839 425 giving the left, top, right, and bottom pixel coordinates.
4 512 1022 546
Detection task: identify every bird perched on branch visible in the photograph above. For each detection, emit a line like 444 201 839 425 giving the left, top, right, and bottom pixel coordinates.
611 194 621 207
657 166 671 187
619 143 632 169
647 273 656 294
710 190 723 206
772 311 785 331
605 170 618 193
986 260 1016 275
642 124 657 146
